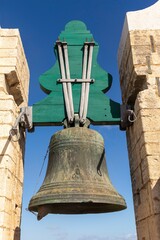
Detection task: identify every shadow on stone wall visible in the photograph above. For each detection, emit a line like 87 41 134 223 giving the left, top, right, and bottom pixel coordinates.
152 177 160 212
152 177 160 238
0 136 11 163
0 129 25 164
14 227 20 240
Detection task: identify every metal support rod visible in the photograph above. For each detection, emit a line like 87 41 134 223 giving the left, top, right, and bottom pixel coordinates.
57 43 73 122
57 79 94 83
79 44 88 120
82 44 94 121
63 43 74 118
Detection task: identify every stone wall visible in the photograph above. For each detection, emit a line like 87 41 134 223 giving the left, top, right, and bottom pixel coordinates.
0 29 29 240
118 2 160 240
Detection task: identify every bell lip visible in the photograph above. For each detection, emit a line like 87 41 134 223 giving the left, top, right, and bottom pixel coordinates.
28 201 127 215
28 190 127 212
28 194 127 214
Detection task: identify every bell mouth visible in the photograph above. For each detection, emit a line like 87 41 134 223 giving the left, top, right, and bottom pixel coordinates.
29 201 127 220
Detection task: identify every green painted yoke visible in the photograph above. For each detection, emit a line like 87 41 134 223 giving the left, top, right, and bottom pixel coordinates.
32 20 120 126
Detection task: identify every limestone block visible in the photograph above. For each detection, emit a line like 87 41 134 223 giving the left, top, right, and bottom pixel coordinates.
0 155 16 175
10 203 19 230
15 157 24 184
0 49 17 58
0 228 11 240
141 156 160 185
143 131 160 143
0 139 21 164
136 218 150 240
0 74 8 94
132 54 150 67
140 142 160 161
12 205 22 227
151 53 160 65
131 166 143 195
148 214 160 240
0 57 17 67
131 45 151 56
129 31 149 45
0 197 11 212
119 29 160 104
139 109 160 132
149 180 160 214
0 111 16 125
128 142 143 174
0 66 15 75
0 124 15 138
157 46 160 55
134 186 151 221
126 120 144 156
0 168 15 200
0 211 11 228
0 29 30 106
137 89 160 109
13 185 23 212
129 31 156 48
118 35 131 70
0 94 17 111
0 36 19 49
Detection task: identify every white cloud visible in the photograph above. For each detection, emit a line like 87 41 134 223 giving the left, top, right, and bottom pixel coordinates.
78 233 137 240
47 224 69 240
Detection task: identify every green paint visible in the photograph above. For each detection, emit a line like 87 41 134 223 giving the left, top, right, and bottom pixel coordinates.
33 20 120 125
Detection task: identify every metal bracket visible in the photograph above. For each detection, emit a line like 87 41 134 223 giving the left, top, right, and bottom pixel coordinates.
120 105 137 130
20 107 33 130
9 107 33 141
57 78 95 83
63 114 90 128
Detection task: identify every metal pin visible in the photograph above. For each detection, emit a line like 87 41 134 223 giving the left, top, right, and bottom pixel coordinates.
146 56 152 74
150 35 156 53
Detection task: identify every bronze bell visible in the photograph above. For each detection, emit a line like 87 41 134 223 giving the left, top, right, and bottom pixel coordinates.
28 127 126 220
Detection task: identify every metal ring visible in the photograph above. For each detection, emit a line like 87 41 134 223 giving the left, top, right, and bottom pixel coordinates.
128 111 137 123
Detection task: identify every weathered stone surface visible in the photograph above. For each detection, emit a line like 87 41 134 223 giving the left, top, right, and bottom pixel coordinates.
0 29 30 106
118 1 160 239
131 166 143 195
134 185 151 222
0 29 29 240
136 218 150 240
149 180 160 215
0 228 12 240
148 214 160 240
0 74 8 94
0 197 11 212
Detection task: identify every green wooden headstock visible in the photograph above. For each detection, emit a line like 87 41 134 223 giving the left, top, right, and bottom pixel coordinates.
32 20 120 126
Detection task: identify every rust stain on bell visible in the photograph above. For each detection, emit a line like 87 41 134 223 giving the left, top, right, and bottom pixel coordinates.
28 127 126 220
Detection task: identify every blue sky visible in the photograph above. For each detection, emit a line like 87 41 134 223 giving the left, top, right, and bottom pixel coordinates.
1 1 158 240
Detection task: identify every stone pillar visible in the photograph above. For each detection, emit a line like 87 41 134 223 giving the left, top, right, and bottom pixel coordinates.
118 2 160 240
0 29 29 239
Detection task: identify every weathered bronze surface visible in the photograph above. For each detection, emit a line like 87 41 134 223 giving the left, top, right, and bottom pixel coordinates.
28 127 126 220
